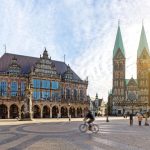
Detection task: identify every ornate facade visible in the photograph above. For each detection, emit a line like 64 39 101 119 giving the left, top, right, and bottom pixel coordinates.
110 24 150 115
0 49 89 119
90 94 106 117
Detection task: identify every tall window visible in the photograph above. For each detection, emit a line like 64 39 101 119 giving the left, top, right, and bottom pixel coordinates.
11 81 18 96
52 91 60 101
42 91 50 100
21 82 25 96
52 81 59 89
33 79 40 88
33 91 40 100
66 88 70 98
0 81 7 96
80 90 84 100
42 80 50 89
61 88 64 98
74 89 77 98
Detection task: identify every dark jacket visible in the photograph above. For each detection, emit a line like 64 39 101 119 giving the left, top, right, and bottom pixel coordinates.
85 112 94 120
130 114 133 120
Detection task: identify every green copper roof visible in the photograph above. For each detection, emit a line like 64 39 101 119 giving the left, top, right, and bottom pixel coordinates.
125 79 130 85
113 25 125 58
137 25 149 58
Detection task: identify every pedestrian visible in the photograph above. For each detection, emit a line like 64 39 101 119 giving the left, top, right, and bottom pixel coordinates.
145 112 149 126
69 114 71 122
57 113 59 119
138 115 143 126
129 113 133 126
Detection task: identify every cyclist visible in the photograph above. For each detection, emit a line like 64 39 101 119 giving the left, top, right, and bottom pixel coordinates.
84 110 95 130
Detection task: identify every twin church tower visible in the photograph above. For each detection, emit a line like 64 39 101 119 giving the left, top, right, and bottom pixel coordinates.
111 23 150 115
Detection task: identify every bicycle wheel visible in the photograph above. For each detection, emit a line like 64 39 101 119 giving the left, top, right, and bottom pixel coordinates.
91 124 99 133
79 124 88 133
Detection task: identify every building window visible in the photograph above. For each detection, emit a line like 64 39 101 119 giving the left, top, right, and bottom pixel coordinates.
42 91 50 100
52 81 59 89
80 90 84 100
0 81 7 96
52 91 60 101
21 82 25 96
74 89 77 99
11 81 18 96
66 88 70 98
61 88 64 98
33 79 40 88
33 90 40 100
42 80 50 89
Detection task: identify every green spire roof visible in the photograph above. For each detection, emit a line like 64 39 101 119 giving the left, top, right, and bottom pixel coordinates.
113 25 125 58
137 25 149 58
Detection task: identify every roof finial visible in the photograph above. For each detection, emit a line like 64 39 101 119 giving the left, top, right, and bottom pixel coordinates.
64 54 65 63
4 44 6 53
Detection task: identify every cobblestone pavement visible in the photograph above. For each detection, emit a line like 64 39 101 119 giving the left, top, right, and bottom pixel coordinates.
0 117 150 150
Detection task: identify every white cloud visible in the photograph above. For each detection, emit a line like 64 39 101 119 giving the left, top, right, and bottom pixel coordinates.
1 0 150 101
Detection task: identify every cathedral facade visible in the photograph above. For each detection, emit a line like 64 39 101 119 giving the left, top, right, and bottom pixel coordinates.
109 24 150 115
0 49 89 119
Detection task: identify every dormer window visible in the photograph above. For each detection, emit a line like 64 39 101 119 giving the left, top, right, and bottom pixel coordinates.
63 64 73 80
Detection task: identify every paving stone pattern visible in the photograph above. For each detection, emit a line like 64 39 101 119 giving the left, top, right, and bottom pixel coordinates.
0 118 150 150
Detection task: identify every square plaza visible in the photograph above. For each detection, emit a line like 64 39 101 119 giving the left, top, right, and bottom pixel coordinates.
0 117 150 150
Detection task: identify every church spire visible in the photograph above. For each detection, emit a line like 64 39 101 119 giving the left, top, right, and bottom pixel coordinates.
137 25 149 58
113 22 125 58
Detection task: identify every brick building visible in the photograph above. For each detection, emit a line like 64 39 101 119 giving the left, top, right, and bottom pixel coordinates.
0 49 89 119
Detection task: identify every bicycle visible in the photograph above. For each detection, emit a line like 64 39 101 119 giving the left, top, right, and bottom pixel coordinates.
79 121 99 133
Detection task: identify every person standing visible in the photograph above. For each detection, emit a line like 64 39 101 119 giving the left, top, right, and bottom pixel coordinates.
129 113 133 126
138 115 143 126
69 114 71 122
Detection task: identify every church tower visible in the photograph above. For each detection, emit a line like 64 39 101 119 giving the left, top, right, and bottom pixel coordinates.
137 25 150 106
112 23 126 114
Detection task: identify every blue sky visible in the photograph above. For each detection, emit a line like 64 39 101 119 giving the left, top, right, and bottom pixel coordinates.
1 0 150 100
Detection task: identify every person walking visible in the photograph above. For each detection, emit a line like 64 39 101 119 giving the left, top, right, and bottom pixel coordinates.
138 115 143 126
129 113 133 126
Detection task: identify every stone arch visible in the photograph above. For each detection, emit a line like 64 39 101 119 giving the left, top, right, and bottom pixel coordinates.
69 107 75 118
21 105 24 112
0 104 8 119
61 106 68 118
43 105 50 118
10 104 19 119
33 105 41 118
52 106 59 118
77 107 82 117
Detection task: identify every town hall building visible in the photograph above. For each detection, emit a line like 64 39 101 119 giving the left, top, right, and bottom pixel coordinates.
0 49 89 119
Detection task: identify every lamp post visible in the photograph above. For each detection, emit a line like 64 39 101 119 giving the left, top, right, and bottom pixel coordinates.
106 103 109 122
68 103 71 122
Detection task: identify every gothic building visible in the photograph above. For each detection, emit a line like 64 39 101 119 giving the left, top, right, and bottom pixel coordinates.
109 24 150 115
0 49 89 119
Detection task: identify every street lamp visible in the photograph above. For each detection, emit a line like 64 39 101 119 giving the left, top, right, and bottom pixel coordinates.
68 103 71 122
106 103 109 122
